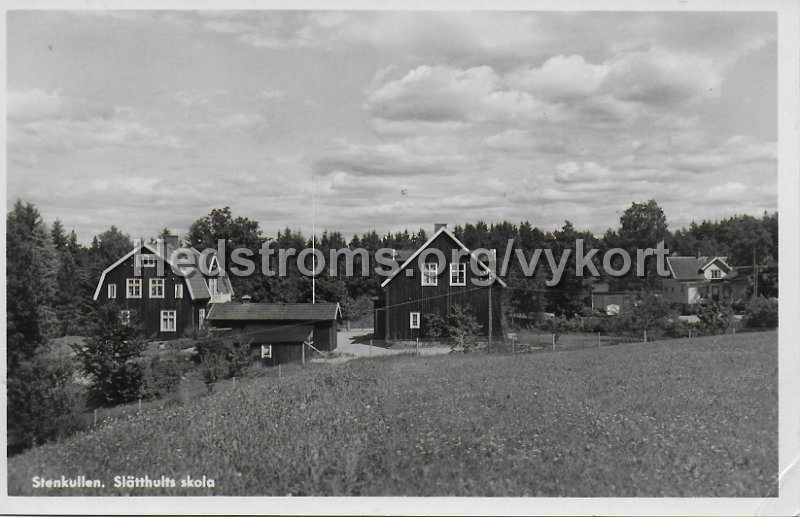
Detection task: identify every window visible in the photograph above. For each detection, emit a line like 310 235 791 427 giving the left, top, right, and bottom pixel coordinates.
137 254 157 268
208 278 218 295
150 278 165 298
120 310 131 325
175 284 184 299
107 284 117 299
126 278 141 298
450 263 466 286
410 312 420 329
711 269 721 279
160 310 176 332
198 308 206 328
422 263 438 286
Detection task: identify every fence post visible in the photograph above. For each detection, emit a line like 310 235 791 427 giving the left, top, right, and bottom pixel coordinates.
552 333 555 352
93 408 97 427
416 337 420 356
369 339 373 357
233 376 236 391
278 364 282 379
643 330 647 343
597 332 601 348
138 398 142 412
512 338 516 355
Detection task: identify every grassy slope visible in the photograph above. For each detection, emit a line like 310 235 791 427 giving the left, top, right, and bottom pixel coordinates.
8 332 777 497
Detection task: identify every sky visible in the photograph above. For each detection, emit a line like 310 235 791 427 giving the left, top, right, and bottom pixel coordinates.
6 10 777 243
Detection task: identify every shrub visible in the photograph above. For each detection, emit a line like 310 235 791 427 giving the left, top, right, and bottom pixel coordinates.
743 297 778 328
697 303 732 335
422 305 482 352
224 339 253 378
140 355 190 400
77 305 147 407
7 342 85 453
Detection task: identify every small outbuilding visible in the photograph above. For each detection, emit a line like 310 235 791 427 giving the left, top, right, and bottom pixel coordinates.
205 301 342 365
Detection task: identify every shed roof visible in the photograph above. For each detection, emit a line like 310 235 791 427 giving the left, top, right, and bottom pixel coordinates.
213 323 315 344
206 302 342 322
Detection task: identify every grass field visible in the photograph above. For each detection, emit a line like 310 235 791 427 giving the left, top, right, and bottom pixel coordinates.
8 331 777 497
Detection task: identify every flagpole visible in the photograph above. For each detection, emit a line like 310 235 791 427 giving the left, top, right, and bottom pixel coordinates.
312 174 316 304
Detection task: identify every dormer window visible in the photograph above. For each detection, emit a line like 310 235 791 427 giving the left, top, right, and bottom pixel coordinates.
711 269 721 279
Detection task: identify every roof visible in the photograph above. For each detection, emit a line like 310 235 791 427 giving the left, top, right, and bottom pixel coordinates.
666 256 736 281
206 302 342 322
92 241 234 301
380 227 508 288
214 323 315 344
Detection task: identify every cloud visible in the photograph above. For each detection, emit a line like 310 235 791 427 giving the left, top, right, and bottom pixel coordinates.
364 65 542 125
313 139 469 177
8 88 191 152
219 112 267 130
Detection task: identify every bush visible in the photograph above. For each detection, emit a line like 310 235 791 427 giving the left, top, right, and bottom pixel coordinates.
78 305 147 407
697 303 732 335
140 355 190 400
743 297 778 328
421 305 482 352
7 342 85 453
225 339 253 377
662 319 695 339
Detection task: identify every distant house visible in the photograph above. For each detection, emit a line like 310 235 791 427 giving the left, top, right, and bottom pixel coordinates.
590 281 637 315
662 256 746 307
205 301 342 365
374 223 506 342
93 235 234 339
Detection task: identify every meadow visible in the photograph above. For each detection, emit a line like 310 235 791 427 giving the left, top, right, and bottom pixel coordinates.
8 331 777 497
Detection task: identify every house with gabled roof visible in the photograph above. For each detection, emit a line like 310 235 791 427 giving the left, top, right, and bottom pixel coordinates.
661 255 746 307
93 235 234 339
374 223 507 342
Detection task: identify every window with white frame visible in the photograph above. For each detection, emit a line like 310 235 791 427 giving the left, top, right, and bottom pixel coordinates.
160 310 176 332
711 269 721 279
450 262 466 286
137 254 158 268
107 283 117 299
199 308 206 328
120 310 131 325
150 278 165 298
410 312 420 329
126 278 141 298
422 263 438 286
207 278 218 295
175 283 184 299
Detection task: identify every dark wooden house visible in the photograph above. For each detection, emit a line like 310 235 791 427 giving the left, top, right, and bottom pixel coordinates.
93 236 234 340
374 224 507 341
205 301 342 365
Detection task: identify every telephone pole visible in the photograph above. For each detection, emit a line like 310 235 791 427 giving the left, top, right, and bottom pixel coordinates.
752 248 759 300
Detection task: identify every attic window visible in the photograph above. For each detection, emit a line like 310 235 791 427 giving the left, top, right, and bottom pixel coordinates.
175 284 184 299
422 263 438 286
137 254 157 268
711 269 721 279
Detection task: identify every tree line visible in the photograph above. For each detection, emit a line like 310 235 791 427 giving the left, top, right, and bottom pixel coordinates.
6 198 778 452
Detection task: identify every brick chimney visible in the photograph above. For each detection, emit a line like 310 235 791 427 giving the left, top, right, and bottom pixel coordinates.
434 222 447 233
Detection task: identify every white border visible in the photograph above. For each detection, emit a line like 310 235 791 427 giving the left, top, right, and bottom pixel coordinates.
1 1 798 515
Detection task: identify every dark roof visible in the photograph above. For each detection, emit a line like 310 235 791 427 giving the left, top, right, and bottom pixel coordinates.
214 324 315 344
206 302 341 322
667 256 736 281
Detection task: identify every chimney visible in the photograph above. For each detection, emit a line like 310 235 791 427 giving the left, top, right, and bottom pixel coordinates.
164 235 179 253
241 295 252 304
434 222 447 233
